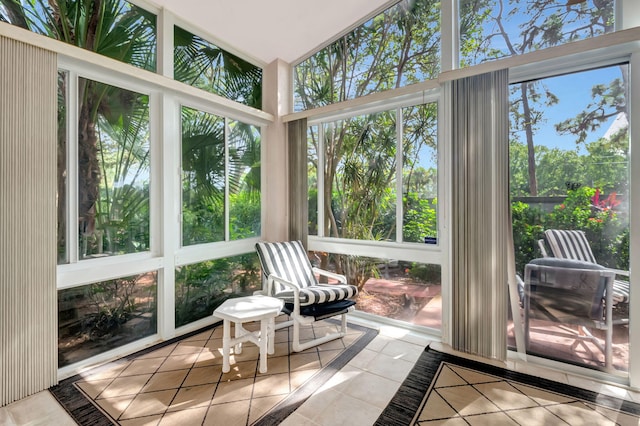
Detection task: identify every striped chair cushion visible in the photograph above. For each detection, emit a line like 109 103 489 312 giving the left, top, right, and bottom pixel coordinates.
544 230 597 263
256 241 358 306
544 229 629 303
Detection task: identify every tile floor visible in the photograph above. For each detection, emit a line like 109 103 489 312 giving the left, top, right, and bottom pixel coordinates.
2 315 640 426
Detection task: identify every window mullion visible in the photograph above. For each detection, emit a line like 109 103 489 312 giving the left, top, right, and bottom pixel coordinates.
225 118 230 242
396 108 404 243
317 124 325 238
67 70 79 265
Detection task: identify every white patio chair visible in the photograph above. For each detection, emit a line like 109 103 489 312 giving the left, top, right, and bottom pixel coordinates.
255 241 358 352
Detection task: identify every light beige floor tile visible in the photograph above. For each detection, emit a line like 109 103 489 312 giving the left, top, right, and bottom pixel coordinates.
119 414 162 425
420 417 469 426
436 386 501 416
417 392 459 421
317 365 360 394
120 358 165 376
203 400 251 426
545 401 617 425
253 373 291 398
257 354 290 375
195 347 224 367
142 369 189 392
157 406 208 425
290 352 322 371
474 381 538 410
84 360 132 380
584 403 640 426
364 352 415 382
464 411 519 425
171 340 207 355
99 374 153 398
364 335 395 353
290 368 320 391
316 338 346 352
182 329 213 342
135 344 177 360
379 339 424 363
232 343 261 361
278 411 320 426
434 365 468 387
312 392 382 426
347 348 378 370
248 394 286 423
294 387 342 421
273 341 292 357
507 406 572 425
182 365 223 387
342 370 401 408
157 353 200 372
219 359 258 381
4 391 77 426
167 383 216 411
95 394 136 421
120 389 177 420
448 365 499 385
509 383 575 405
318 349 341 366
75 378 114 399
210 378 254 405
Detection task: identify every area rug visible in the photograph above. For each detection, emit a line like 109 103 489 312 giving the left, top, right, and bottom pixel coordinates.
51 317 377 426
376 345 640 425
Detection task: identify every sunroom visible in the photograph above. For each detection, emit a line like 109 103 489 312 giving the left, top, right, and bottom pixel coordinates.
1 0 640 424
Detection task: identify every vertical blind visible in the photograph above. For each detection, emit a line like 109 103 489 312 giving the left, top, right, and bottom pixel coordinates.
0 36 58 406
450 69 510 360
288 118 308 246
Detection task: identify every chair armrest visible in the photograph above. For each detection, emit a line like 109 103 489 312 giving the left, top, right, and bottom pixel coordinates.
537 239 549 257
605 268 629 277
312 267 347 284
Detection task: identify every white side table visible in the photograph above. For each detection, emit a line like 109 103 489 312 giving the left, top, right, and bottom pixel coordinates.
212 295 284 374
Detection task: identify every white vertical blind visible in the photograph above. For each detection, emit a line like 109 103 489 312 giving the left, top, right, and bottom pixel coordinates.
451 69 509 360
0 36 57 406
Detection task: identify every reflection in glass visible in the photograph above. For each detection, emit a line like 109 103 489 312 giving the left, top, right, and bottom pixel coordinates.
181 107 225 246
58 272 157 367
308 125 319 236
78 78 150 259
175 254 262 328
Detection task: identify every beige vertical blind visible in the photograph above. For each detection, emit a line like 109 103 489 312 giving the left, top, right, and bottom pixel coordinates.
451 69 510 361
288 118 308 246
0 36 57 406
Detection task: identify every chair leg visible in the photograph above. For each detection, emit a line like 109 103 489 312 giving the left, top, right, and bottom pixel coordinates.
291 314 349 352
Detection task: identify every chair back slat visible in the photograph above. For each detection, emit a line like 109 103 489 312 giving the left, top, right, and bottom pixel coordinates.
544 229 597 264
256 241 318 295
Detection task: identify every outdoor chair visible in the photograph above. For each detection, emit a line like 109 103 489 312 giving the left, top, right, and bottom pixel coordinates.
255 241 358 352
538 229 630 304
523 257 628 370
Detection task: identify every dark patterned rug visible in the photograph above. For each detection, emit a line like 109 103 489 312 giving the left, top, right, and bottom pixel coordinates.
376 345 640 425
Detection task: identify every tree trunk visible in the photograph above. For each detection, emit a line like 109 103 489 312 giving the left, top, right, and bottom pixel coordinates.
520 82 538 196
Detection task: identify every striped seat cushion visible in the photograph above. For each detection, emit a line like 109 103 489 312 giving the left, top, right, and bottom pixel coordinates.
256 241 358 306
544 229 629 303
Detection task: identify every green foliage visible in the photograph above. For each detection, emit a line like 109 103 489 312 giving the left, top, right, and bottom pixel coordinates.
408 263 441 284
403 194 437 243
511 186 629 275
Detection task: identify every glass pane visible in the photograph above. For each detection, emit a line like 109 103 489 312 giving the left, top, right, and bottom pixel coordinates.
175 254 262 328
58 272 157 367
0 0 156 71
323 111 397 241
509 64 629 372
78 79 150 259
402 103 438 244
57 71 68 264
174 26 262 109
228 120 261 240
308 125 319 236
181 107 225 246
459 0 614 67
294 0 441 111
312 251 441 328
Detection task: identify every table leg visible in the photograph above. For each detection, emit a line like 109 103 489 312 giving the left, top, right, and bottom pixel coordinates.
267 317 275 355
234 321 243 354
222 319 231 373
259 319 268 373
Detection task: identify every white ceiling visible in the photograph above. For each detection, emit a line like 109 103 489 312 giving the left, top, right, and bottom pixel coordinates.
150 0 391 64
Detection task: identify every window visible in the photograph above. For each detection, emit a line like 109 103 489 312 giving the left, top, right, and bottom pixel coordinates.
309 102 438 244
58 272 157 367
294 0 441 111
0 0 156 71
174 26 262 109
459 0 614 67
58 76 151 262
509 64 629 372
181 107 261 246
